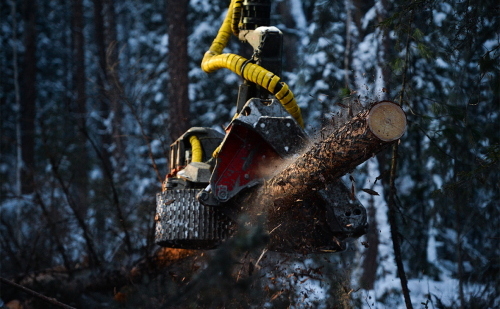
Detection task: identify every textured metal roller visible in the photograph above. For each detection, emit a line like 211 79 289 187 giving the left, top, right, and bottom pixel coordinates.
155 189 235 249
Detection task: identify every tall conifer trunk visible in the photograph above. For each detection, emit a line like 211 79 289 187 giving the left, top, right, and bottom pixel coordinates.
92 0 124 173
12 0 23 245
166 0 190 141
92 0 114 173
412 95 430 275
21 0 37 194
104 0 125 167
276 1 301 71
72 0 89 215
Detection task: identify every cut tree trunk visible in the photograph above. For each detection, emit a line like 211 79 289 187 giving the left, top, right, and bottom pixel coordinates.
266 101 406 206
248 101 407 253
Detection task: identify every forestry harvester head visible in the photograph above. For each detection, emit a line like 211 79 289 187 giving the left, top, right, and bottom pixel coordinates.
155 0 406 253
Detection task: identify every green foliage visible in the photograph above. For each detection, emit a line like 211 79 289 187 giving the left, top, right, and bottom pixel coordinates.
339 87 352 98
417 42 433 59
392 57 404 74
437 145 500 194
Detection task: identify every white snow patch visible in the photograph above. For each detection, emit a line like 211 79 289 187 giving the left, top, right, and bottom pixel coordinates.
435 57 449 68
289 0 307 31
362 7 377 30
317 37 330 48
427 222 438 263
159 34 168 55
432 174 443 189
154 92 164 103
90 168 102 180
433 11 447 27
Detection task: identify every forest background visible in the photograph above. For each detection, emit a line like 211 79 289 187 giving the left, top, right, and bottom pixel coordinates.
0 0 499 308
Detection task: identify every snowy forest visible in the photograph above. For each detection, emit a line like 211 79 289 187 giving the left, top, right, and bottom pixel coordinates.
0 0 499 308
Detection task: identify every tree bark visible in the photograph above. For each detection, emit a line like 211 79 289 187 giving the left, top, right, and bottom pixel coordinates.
166 0 190 141
72 0 89 216
92 0 124 172
266 101 406 206
276 0 302 71
412 96 430 275
21 0 37 194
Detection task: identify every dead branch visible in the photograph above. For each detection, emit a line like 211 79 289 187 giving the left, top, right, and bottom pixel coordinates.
33 179 73 275
76 125 133 254
106 45 163 184
122 95 163 184
39 119 101 267
0 276 77 309
387 11 414 309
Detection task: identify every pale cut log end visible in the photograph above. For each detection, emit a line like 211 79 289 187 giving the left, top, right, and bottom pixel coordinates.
368 101 407 141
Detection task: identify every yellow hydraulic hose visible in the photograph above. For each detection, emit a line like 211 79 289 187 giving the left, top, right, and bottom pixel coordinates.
231 0 243 36
201 0 304 129
189 135 203 163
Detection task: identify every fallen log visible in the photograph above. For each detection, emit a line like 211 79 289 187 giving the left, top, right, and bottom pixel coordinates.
267 101 406 205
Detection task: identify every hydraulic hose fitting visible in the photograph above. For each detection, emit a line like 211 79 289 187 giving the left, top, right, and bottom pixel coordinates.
241 0 271 30
201 0 304 133
232 0 243 36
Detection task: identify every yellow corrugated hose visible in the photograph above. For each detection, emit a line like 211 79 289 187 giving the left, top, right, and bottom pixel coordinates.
189 135 203 163
231 0 242 36
201 0 304 130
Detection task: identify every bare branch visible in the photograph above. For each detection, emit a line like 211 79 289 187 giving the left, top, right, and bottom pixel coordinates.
0 277 77 309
